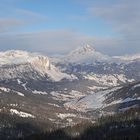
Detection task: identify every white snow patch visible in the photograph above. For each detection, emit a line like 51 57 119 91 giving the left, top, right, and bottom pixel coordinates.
50 91 85 101
48 118 56 122
16 91 24 97
0 87 24 97
0 87 10 92
10 104 18 107
88 86 107 91
132 84 140 89
32 90 48 95
46 65 77 81
56 113 76 119
67 118 73 123
17 79 22 84
22 82 27 90
84 74 134 86
10 109 35 118
69 90 86 98
48 103 60 107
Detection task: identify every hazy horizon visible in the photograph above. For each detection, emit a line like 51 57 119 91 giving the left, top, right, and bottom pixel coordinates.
0 0 140 56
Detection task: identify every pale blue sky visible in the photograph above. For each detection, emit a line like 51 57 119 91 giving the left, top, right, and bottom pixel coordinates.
0 0 140 55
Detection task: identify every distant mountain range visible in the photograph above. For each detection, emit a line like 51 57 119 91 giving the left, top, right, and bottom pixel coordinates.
0 45 140 139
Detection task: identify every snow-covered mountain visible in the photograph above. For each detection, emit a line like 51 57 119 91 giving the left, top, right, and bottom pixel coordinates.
0 50 76 81
0 46 140 139
51 44 140 64
50 45 140 87
1 47 139 89
61 44 112 64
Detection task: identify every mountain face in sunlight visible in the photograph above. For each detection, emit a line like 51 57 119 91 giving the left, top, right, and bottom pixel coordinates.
1 0 140 139
0 45 140 139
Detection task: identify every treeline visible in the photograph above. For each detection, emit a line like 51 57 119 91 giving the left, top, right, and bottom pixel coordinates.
0 111 55 140
18 108 140 140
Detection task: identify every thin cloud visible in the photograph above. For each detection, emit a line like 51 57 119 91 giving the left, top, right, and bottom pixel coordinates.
0 18 26 33
0 29 138 56
88 0 140 51
16 9 47 20
0 0 139 55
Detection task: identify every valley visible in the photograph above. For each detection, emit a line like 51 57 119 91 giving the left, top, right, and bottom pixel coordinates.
0 45 140 139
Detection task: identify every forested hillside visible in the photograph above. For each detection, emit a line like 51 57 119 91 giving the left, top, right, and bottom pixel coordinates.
18 108 140 140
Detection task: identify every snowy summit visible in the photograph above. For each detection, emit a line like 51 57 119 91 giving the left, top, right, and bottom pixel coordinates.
63 44 111 63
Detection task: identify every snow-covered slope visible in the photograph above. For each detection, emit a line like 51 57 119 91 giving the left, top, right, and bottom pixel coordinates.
113 53 140 61
65 82 140 113
62 44 112 64
84 73 134 86
64 87 122 112
0 50 76 81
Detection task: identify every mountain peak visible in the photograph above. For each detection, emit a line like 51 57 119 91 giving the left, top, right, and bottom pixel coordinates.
69 44 95 56
63 44 111 64
81 44 95 52
2 50 29 57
